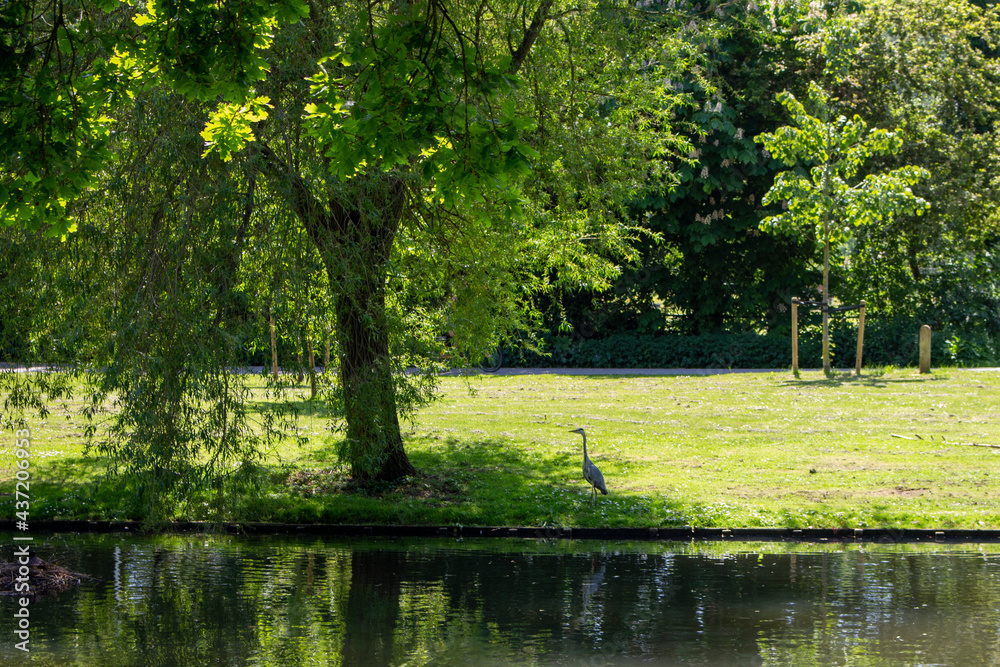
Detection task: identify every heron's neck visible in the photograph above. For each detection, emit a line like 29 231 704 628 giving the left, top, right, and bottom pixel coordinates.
582 433 588 458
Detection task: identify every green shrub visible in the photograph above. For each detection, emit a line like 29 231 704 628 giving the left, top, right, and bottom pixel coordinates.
508 318 1000 369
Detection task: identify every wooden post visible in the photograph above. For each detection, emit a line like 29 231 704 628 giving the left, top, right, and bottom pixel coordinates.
269 310 279 381
791 298 799 375
855 301 865 376
919 324 932 374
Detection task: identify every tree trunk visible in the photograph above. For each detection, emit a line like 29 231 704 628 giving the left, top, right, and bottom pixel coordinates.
907 243 922 281
320 180 415 480
822 233 830 375
821 136 832 377
332 262 414 480
254 145 414 481
296 327 306 383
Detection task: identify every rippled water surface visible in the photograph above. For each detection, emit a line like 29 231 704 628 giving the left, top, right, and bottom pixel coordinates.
3 533 1000 666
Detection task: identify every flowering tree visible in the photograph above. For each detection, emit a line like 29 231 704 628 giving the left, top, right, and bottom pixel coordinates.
756 81 930 374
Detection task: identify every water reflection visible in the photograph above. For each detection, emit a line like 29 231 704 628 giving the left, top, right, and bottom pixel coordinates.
3 534 1000 666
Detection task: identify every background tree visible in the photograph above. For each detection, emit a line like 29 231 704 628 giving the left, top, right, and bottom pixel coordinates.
630 7 816 335
831 0 1000 326
536 3 820 338
545 0 1000 345
756 81 930 374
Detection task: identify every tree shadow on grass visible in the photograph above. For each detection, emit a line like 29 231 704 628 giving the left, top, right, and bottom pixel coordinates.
781 370 944 388
32 455 104 489
28 438 691 527
250 396 332 419
284 434 691 528
284 434 563 495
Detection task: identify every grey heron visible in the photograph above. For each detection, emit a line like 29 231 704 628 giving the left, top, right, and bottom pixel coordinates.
571 427 607 499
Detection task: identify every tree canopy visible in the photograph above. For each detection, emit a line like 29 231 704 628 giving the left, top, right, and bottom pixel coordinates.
3 0 701 510
550 0 1000 341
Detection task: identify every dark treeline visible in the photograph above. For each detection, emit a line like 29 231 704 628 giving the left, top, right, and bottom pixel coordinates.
534 0 1000 367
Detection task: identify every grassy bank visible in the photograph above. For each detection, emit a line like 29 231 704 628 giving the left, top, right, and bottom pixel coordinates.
4 368 1000 529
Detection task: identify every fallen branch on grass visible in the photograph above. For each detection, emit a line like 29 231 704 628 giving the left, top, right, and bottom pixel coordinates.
890 433 998 448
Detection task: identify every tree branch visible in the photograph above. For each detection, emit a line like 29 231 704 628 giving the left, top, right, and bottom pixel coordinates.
252 141 330 226
508 0 554 74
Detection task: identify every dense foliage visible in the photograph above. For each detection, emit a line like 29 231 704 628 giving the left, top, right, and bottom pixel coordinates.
2 0 698 507
548 0 1000 347
508 321 1000 369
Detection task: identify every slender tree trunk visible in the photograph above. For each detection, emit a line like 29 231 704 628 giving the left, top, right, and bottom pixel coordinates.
296 327 306 383
907 243 922 281
822 231 830 375
269 310 279 381
307 336 317 399
822 135 832 376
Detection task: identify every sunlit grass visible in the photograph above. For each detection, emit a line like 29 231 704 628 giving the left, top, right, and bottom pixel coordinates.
3 367 1000 529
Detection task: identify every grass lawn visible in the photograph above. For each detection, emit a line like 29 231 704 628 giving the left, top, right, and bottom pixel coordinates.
3 367 1000 529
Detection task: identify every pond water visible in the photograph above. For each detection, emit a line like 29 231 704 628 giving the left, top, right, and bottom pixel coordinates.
3 533 1000 666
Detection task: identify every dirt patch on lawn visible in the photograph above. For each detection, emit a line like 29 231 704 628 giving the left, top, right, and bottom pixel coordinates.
781 486 930 501
867 486 930 498
286 468 463 500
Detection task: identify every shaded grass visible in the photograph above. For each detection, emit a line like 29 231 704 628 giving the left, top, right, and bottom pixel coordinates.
3 368 1000 529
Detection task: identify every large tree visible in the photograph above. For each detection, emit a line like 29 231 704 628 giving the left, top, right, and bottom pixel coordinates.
210 0 689 480
838 0 1000 321
3 0 694 491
